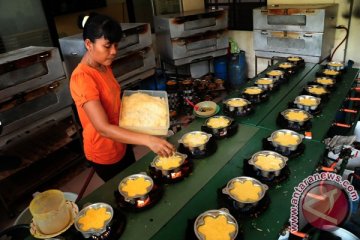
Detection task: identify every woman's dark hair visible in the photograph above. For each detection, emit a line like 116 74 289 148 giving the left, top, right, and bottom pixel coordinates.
79 13 122 43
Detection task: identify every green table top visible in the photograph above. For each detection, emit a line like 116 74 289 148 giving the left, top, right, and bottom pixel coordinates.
258 66 360 142
222 63 316 126
152 129 325 240
25 64 358 240
78 122 260 240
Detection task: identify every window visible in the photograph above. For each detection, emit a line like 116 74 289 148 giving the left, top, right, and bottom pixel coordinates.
204 0 267 31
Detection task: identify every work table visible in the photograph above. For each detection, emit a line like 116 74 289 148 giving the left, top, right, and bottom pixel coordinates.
25 62 359 240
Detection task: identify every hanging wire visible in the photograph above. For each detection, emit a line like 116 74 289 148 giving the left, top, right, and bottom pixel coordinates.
329 25 349 61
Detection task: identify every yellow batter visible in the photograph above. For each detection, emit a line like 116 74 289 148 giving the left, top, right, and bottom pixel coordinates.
328 62 343 67
229 180 262 202
155 155 183 170
244 87 262 95
307 86 327 95
256 78 273 85
254 155 283 171
273 133 299 146
323 69 339 76
120 177 152 197
197 215 236 240
298 98 317 106
279 62 293 69
183 132 208 147
78 207 111 231
288 57 301 61
207 117 230 129
285 111 308 121
227 98 248 107
267 70 283 76
316 78 334 85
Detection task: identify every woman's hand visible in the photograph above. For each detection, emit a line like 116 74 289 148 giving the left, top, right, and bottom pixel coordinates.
147 136 175 157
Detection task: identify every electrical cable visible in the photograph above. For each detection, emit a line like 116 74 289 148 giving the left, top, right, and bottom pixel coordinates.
329 25 349 61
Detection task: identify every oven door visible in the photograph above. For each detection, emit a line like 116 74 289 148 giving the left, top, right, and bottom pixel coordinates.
154 9 228 38
112 47 156 83
253 5 337 32
0 77 72 137
0 46 66 102
59 29 154 79
159 30 228 60
119 23 152 56
254 30 323 57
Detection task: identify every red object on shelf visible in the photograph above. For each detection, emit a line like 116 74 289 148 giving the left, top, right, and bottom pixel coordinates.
340 108 358 114
332 123 352 128
290 231 309 238
347 97 360 101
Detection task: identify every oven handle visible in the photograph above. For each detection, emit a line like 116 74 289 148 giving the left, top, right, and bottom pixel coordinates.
139 50 146 58
173 30 226 46
48 81 60 91
39 53 50 59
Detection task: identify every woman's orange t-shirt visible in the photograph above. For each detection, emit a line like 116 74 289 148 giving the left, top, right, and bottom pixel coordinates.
70 63 126 164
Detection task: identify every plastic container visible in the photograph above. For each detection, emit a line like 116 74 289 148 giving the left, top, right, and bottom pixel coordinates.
214 56 228 81
15 192 78 225
194 101 217 117
229 51 247 88
29 189 71 235
119 90 169 136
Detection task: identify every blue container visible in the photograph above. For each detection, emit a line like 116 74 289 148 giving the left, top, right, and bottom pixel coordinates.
156 76 167 91
229 51 247 88
214 56 228 81
139 76 157 90
155 69 167 90
139 69 167 90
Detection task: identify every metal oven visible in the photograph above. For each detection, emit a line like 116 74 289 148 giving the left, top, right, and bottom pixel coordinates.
253 4 338 63
154 9 228 67
254 30 325 58
121 69 156 90
0 77 72 141
59 22 153 80
154 9 227 38
0 46 66 101
156 29 228 61
253 4 337 32
111 46 156 83
0 46 80 216
0 46 72 143
119 23 152 54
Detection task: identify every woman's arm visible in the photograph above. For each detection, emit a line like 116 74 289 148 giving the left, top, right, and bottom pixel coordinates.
83 100 175 157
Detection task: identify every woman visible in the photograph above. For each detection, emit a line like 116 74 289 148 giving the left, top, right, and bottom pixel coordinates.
70 13 174 181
